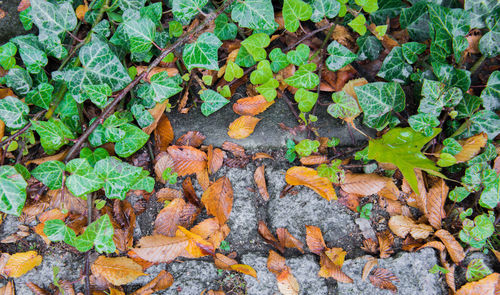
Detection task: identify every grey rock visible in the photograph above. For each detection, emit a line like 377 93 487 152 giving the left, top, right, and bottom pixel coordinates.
0 0 31 44
0 214 22 237
337 249 445 295
163 260 219 295
355 218 377 241
241 253 328 295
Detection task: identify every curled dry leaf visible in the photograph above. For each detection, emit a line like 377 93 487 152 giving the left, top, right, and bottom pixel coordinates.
369 268 399 293
388 215 433 240
341 173 389 196
361 238 378 254
378 180 400 201
26 149 68 165
182 177 201 207
456 273 499 295
254 165 270 201
3 251 42 278
318 250 353 283
286 167 337 201
143 102 167 135
434 229 465 264
167 146 207 176
221 141 246 158
277 228 304 254
214 253 257 278
190 218 230 249
0 281 14 295
91 256 146 286
154 152 175 183
454 133 487 163
153 114 174 150
425 178 448 229
132 235 189 263
443 262 456 292
253 152 274 160
299 155 329 166
342 78 368 100
154 198 199 236
104 200 136 253
156 188 183 202
362 257 378 281
233 95 275 116
25 282 47 295
176 226 215 257
207 145 225 174
227 116 261 139
377 230 394 259
176 131 206 147
277 269 300 295
196 169 211 191
136 66 178 82
305 225 326 255
258 221 285 253
417 241 446 252
201 177 233 225
267 250 287 275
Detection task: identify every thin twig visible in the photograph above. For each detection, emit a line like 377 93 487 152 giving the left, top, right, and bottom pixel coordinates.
63 0 236 163
0 110 46 148
284 24 333 52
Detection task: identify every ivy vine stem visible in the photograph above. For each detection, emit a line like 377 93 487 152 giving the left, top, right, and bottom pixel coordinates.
469 54 486 75
0 110 46 148
63 0 236 163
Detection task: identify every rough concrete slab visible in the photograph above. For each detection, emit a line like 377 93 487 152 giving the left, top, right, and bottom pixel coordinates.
241 253 328 295
168 97 373 149
337 249 445 295
0 0 32 43
163 260 219 294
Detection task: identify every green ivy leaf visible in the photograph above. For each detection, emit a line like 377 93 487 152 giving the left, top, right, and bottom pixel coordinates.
169 21 183 38
80 147 109 167
481 70 500 111
465 0 499 29
11 35 47 74
448 186 470 202
231 0 277 31
378 47 412 83
0 42 17 70
317 159 344 183
20 8 33 31
140 2 163 26
367 127 443 195
401 42 426 64
30 0 77 45
235 45 256 67
418 80 462 117
359 203 373 219
200 89 230 116
183 32 222 71
66 158 104 197
311 0 340 22
355 82 405 130
295 139 320 157
123 18 156 54
32 119 75 155
74 215 116 253
118 0 146 11
456 93 481 120
409 113 440 137
0 166 27 216
294 88 318 112
6 68 32 96
114 124 149 157
287 44 310 66
269 48 290 73
26 83 53 110
466 259 493 282
83 84 112 108
479 178 499 209
400 2 429 41
224 61 244 82
218 85 231 98
355 0 378 13
442 138 462 155
348 14 367 35
327 91 361 120
94 157 145 200
43 219 76 245
356 35 382 61
131 104 154 128
436 153 456 167
469 110 500 139
214 14 237 41
56 93 81 133
283 0 313 33
173 0 208 24
241 33 270 62
285 63 319 89
250 60 273 85
0 96 30 129
326 41 357 71
370 0 404 25
429 264 449 274
31 161 65 190
256 78 279 101
285 139 297 162
138 72 183 103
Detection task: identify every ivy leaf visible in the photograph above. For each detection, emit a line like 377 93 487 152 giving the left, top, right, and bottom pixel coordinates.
469 110 500 139
356 35 382 61
241 33 270 62
442 138 462 156
183 32 222 71
479 178 499 209
74 215 115 253
295 139 320 157
169 21 183 38
0 166 27 216
355 82 405 130
11 34 47 74
479 30 500 58
269 48 290 73
400 2 429 41
26 83 54 110
83 84 112 108
31 161 65 190
256 78 279 101
466 259 493 282
0 42 17 70
200 89 230 116
287 44 310 66
43 219 76 245
20 7 33 31
214 14 237 41
367 127 443 195
32 119 74 155
326 41 357 71
0 96 30 129
465 0 499 29
283 0 313 33
370 0 405 25
348 14 367 35
6 68 32 96
355 0 378 13
311 0 340 23
118 0 146 11
224 61 244 82
250 60 273 85
285 63 319 89
80 147 109 167
138 72 183 103
401 42 426 64
378 47 412 83
56 93 81 133
409 113 440 137
123 18 156 54
235 45 256 67
114 124 149 157
172 0 208 24
131 104 154 128
327 91 361 120
481 70 500 111
65 158 104 197
294 88 318 113
231 0 277 31
30 0 77 43
418 80 462 116
94 157 145 200
141 2 163 26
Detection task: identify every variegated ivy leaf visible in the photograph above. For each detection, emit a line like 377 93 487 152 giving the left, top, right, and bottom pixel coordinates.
65 158 104 197
241 33 270 62
83 84 112 108
173 0 208 24
327 91 361 120
183 32 222 71
76 214 116 253
283 0 313 33
294 88 318 113
326 41 357 71
369 0 405 25
20 7 33 31
469 110 500 139
285 63 319 89
26 83 54 110
479 9 500 58
399 2 430 41
401 42 426 64
56 93 81 133
131 104 154 128
137 72 183 103
357 35 383 61
310 0 340 23
5 68 32 96
80 147 109 167
409 113 440 137
200 89 230 116
432 62 471 92
214 14 238 41
123 18 156 54
378 47 412 83
11 34 47 74
235 46 256 67
54 37 131 101
231 0 277 32
114 124 149 157
465 0 499 29
0 166 27 216
0 96 29 129
418 79 462 116
94 157 152 200
269 48 289 73
32 119 75 155
355 82 405 130
256 78 279 101
0 42 17 70
287 44 310 66
119 0 146 11
31 161 65 190
40 34 67 59
481 71 500 111
140 2 163 26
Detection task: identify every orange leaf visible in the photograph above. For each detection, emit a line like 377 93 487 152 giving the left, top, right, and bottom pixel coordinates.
456 273 499 295
342 78 368 100
369 268 399 292
276 268 300 295
222 141 246 158
318 252 353 283
4 251 42 278
130 270 173 295
425 178 448 229
233 95 275 116
454 133 488 163
285 167 337 201
214 253 238 270
276 228 304 254
252 152 274 160
154 199 199 236
305 225 326 255
267 250 287 276
417 241 446 252
207 146 225 175
0 281 14 295
143 102 167 135
91 256 146 286
132 235 190 263
341 173 389 196
227 116 261 139
258 221 284 253
75 4 88 21
17 0 30 11
434 229 465 264
196 168 211 191
254 165 269 201
182 177 201 207
362 257 378 281
201 177 233 225
176 226 215 257
230 264 257 278
190 218 230 245
377 230 394 259
153 113 174 150
154 152 175 183
299 155 329 166
388 215 433 240
167 145 207 176
176 131 206 147
156 188 183 202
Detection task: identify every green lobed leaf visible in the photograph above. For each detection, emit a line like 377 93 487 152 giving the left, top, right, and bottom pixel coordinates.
327 91 361 119
65 158 104 197
173 0 208 24
479 178 499 209
80 147 109 168
183 32 222 71
448 186 470 202
356 35 383 61
480 70 500 111
231 0 277 31
469 110 500 139
455 93 481 120
401 42 426 64
138 72 183 104
224 61 244 82
0 42 17 70
283 0 313 33
214 14 237 41
169 21 183 38
19 8 33 31
200 89 230 116
442 138 462 155
26 83 54 110
285 63 319 89
418 80 462 117
241 33 270 62
295 139 320 157
140 2 163 26
78 214 116 253
114 124 149 157
466 259 493 282
256 78 279 101
43 219 76 245
31 161 65 190
14 164 30 181
56 93 81 133
118 0 146 11
0 166 28 216
123 18 156 54
94 157 144 200
287 44 310 66
131 104 154 128
83 84 112 108
269 48 290 73
250 60 273 85
465 0 499 29
348 14 367 36
311 0 340 22
32 119 75 155
370 0 405 25
11 34 47 74
294 88 318 113
400 2 430 41
326 41 357 71
0 96 30 129
6 68 32 96
30 0 77 42
378 47 412 83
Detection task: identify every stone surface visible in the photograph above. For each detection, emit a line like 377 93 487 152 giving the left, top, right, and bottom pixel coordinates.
242 253 328 295
0 0 32 43
163 260 219 294
337 249 445 295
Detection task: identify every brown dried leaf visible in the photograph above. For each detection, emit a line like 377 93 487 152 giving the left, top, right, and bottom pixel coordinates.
341 173 389 196
156 188 183 202
253 152 274 160
17 0 30 11
342 78 368 100
196 168 211 191
318 252 352 283
233 95 275 116
229 264 257 278
417 241 446 252
142 102 167 135
0 281 14 295
426 179 448 229
201 177 233 225
154 199 199 236
378 180 400 201
456 273 499 295
227 116 261 139
277 228 304 254
182 177 201 207
91 256 146 286
369 268 399 293
214 253 238 270
130 269 173 295
361 238 378 254
154 152 175 183
254 165 269 201
305 225 326 255
4 251 42 278
443 262 456 292
258 221 284 253
277 268 300 295
136 67 178 82
153 114 174 150
127 250 154 270
26 150 68 165
362 257 378 281
454 133 488 163
221 141 246 158
25 282 48 295
176 226 215 257
132 235 190 263
388 215 433 240
299 155 329 166
167 146 207 176
267 250 288 276
434 229 465 264
377 230 394 259
207 146 225 175
176 131 206 147
286 167 337 201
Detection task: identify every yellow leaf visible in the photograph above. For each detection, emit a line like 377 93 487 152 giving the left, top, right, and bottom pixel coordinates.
285 167 337 200
454 133 488 163
75 4 88 21
227 116 261 139
91 256 146 286
4 251 42 278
